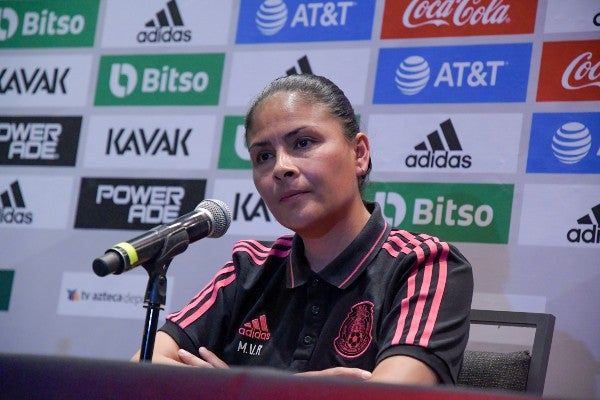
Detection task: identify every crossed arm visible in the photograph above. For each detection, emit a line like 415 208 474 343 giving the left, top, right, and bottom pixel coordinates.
131 331 438 385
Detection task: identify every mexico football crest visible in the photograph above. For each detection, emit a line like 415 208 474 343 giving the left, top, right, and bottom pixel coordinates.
334 301 374 358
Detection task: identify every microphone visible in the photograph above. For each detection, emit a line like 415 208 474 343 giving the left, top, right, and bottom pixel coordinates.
93 199 232 277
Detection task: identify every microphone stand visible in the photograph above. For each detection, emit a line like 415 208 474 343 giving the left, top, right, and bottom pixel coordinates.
138 228 190 362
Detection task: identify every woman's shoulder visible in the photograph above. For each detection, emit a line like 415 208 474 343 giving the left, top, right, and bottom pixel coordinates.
231 234 294 267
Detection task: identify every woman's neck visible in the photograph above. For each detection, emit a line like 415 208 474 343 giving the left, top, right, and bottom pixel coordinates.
301 201 371 273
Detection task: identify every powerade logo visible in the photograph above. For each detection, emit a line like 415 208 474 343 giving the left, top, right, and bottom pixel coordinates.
373 43 531 103
527 112 600 174
0 1 98 48
0 270 15 311
74 177 206 230
0 116 81 166
94 53 224 106
364 182 513 244
236 0 375 43
219 116 251 170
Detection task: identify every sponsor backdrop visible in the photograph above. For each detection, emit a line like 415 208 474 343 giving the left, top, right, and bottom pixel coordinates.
0 0 598 397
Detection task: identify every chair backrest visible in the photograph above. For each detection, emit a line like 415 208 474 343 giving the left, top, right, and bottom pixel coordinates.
457 309 556 395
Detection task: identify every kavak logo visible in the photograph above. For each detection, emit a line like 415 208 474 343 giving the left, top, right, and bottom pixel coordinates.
0 55 92 107
365 182 513 244
0 1 99 48
381 0 537 39
0 116 81 166
74 177 206 230
527 112 599 174
374 43 531 103
236 0 375 43
212 179 291 237
537 40 600 101
405 119 472 169
85 115 216 170
137 0 191 44
0 180 32 225
95 53 225 106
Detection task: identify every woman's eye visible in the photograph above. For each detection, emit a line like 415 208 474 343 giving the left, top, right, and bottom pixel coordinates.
255 152 272 164
296 138 311 148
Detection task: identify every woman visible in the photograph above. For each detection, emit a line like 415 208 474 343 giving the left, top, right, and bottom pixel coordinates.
134 74 473 385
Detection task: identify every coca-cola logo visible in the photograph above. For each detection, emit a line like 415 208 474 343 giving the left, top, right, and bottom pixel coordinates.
402 0 510 28
561 51 600 91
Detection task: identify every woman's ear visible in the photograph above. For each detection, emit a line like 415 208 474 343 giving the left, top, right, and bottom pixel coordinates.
354 132 370 176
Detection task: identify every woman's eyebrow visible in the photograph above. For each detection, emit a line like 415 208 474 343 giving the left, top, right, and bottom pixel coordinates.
248 128 303 151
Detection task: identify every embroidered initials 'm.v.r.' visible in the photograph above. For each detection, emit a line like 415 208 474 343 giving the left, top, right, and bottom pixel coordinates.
238 314 271 341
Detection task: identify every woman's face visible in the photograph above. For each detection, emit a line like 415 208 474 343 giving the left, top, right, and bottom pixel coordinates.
247 91 369 238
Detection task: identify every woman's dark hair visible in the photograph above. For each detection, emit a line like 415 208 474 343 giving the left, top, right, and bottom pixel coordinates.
244 74 371 193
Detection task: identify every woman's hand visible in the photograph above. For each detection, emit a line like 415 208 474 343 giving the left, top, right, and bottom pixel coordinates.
177 347 229 369
296 367 372 381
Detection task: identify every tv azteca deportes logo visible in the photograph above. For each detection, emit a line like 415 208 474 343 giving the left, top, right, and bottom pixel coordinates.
137 0 191 44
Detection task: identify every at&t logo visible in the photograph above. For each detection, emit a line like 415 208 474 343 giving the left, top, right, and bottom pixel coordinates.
552 122 593 164
108 63 208 98
395 54 506 95
255 0 356 35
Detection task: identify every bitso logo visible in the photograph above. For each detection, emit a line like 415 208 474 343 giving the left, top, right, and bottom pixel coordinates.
95 54 224 106
236 0 374 43
74 178 206 230
405 119 472 169
218 116 251 170
365 182 513 244
138 0 191 43
567 203 600 244
0 7 18 41
109 63 137 98
0 116 81 166
0 180 32 225
256 0 288 36
0 2 98 48
381 0 537 39
375 44 531 103
0 269 15 311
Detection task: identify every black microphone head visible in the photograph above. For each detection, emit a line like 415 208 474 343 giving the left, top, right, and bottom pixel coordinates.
197 199 232 238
